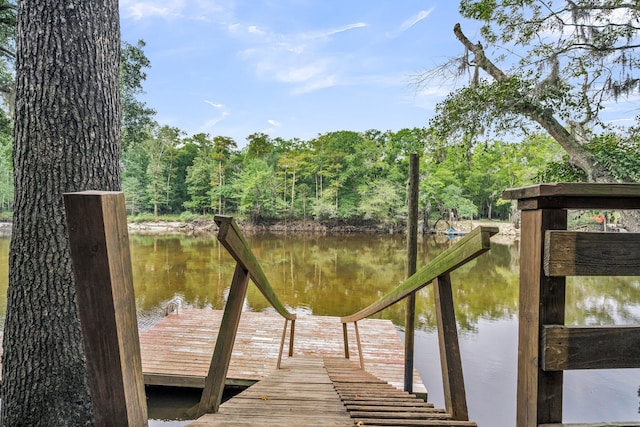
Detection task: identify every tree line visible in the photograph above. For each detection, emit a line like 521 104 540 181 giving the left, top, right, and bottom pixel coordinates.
120 123 574 226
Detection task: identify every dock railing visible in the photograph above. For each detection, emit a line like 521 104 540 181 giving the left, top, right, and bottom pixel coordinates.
503 182 640 427
197 215 297 416
341 225 498 421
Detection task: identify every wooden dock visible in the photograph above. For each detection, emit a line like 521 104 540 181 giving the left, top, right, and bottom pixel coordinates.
139 308 426 395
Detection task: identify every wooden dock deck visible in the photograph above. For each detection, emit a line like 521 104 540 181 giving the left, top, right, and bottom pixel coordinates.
189 356 476 426
139 308 426 395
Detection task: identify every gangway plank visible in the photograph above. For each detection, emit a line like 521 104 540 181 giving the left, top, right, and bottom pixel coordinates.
190 356 476 427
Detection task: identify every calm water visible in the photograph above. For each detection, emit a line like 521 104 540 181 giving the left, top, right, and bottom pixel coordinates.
0 232 639 426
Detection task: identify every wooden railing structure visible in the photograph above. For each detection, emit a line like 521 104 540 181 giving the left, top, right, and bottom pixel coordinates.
341 225 499 422
196 215 297 416
63 185 640 427
503 183 640 427
64 195 296 424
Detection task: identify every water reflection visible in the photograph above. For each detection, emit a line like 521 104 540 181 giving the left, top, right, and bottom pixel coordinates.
0 232 638 426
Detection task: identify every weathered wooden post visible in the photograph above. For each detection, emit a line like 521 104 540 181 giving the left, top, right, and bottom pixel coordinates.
502 183 640 427
404 153 419 393
64 191 148 426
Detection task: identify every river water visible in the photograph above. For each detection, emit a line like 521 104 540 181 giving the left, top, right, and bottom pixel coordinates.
0 232 638 426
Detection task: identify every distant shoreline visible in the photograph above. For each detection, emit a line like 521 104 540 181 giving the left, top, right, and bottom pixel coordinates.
0 218 520 240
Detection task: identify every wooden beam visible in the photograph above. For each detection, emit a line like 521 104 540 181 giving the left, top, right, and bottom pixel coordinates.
517 209 567 427
542 325 640 371
214 215 295 321
198 263 250 415
545 231 640 276
64 191 148 427
434 273 468 421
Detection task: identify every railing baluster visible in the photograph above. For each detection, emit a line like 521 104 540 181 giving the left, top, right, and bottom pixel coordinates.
277 318 289 369
288 319 296 357
64 191 148 427
354 321 365 370
339 226 498 412
342 322 350 359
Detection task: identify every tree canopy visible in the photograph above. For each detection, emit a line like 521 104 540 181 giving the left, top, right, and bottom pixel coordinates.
420 1 640 183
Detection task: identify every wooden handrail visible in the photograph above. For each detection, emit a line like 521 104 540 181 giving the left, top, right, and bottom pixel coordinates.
340 225 498 421
341 226 498 323
215 215 296 321
198 215 297 416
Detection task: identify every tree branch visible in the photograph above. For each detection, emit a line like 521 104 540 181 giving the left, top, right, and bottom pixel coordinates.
452 23 607 179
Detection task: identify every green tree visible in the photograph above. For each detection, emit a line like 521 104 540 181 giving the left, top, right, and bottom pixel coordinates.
183 133 214 214
246 131 273 159
0 107 12 211
144 125 182 217
121 39 156 149
212 135 237 214
2 0 121 423
420 1 640 182
358 178 404 225
0 0 15 116
233 158 280 221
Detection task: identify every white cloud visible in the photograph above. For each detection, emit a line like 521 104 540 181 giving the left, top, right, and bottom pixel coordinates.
316 22 368 38
120 0 227 21
267 120 281 127
203 111 230 129
204 100 225 108
230 20 368 94
398 9 433 33
120 0 185 20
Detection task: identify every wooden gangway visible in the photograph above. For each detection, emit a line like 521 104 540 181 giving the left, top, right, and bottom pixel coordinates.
190 356 477 427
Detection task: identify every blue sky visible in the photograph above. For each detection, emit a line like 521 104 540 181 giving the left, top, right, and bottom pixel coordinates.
119 1 482 147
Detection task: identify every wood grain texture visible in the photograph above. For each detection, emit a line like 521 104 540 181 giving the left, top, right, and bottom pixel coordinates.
198 264 250 415
325 357 477 427
517 209 567 427
214 215 295 321
503 183 640 202
434 273 468 421
65 191 148 426
544 231 640 276
542 325 640 371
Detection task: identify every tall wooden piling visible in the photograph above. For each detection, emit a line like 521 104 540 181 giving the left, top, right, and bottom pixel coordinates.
404 153 419 393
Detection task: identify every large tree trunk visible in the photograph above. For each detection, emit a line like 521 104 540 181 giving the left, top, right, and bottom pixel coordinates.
1 0 121 425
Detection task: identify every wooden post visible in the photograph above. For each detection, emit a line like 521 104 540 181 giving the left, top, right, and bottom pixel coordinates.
517 209 567 426
198 263 250 415
64 191 148 427
434 273 468 420
404 153 419 393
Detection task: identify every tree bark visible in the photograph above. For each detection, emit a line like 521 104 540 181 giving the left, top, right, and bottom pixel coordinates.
1 0 121 425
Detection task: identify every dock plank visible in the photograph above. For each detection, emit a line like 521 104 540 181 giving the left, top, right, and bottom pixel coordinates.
189 357 354 427
139 308 426 395
191 356 474 427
